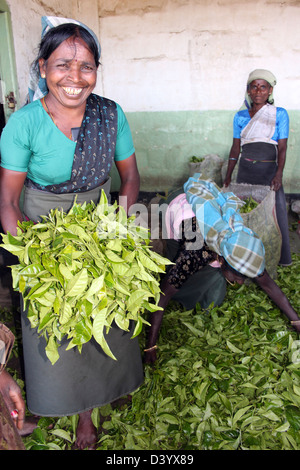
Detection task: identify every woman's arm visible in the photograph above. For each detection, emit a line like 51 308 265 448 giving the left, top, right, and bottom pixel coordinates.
0 168 27 235
254 270 300 332
115 152 140 213
271 138 287 191
223 138 240 187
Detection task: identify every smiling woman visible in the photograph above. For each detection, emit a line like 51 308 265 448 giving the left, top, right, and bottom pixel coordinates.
39 36 98 137
0 17 142 450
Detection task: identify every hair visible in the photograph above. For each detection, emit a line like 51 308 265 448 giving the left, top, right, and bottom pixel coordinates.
35 23 100 69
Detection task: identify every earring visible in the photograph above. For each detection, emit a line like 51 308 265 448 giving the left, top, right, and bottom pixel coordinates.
41 74 46 79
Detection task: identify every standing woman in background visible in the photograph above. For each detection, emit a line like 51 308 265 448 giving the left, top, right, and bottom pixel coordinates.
224 69 292 266
0 17 143 449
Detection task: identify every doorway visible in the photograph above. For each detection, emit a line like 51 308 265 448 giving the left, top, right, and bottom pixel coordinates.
0 1 19 127
0 0 19 308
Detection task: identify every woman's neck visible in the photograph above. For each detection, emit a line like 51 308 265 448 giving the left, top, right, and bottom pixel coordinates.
42 94 86 138
249 102 267 117
43 94 86 125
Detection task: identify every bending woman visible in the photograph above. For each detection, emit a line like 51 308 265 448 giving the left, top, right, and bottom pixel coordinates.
144 174 300 364
224 69 291 266
0 17 143 449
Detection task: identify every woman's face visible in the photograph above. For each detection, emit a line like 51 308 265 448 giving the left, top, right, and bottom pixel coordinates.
39 36 98 109
248 79 272 106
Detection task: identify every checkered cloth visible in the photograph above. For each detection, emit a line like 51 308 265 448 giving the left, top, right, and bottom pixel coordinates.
184 174 265 278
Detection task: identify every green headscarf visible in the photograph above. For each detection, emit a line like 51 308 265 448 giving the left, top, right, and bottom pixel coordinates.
242 69 277 110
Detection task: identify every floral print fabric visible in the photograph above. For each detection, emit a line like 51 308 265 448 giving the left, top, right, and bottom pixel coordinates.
26 94 117 193
167 217 216 289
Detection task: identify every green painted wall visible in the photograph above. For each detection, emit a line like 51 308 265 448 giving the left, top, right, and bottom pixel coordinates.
111 110 300 195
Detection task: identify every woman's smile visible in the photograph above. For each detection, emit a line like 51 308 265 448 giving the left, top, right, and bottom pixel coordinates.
62 86 84 96
39 37 97 109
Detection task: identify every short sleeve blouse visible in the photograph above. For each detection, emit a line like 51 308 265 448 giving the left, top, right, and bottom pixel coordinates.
233 107 289 142
0 97 135 187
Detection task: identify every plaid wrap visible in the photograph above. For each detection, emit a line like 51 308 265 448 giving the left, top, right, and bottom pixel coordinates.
184 173 265 278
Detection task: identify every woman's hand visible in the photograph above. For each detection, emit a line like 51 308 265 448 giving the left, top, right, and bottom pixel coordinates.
270 171 283 191
272 138 287 192
0 370 25 430
255 270 300 332
144 346 158 365
223 174 232 188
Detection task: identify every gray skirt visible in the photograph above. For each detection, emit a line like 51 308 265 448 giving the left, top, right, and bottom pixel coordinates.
22 178 112 223
21 305 144 416
237 143 292 265
20 182 144 416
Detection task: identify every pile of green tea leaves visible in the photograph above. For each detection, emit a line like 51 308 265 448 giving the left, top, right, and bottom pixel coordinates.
0 192 171 365
16 254 300 450
239 196 259 214
189 156 204 163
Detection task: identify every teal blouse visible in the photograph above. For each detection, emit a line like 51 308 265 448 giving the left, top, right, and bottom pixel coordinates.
0 98 135 187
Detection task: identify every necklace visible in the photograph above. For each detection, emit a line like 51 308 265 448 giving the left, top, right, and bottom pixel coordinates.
42 97 72 140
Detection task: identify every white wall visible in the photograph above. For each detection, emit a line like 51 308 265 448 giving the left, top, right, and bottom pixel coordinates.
97 0 300 112
6 0 300 113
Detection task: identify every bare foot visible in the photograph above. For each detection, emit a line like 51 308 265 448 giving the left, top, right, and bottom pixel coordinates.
75 410 98 450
